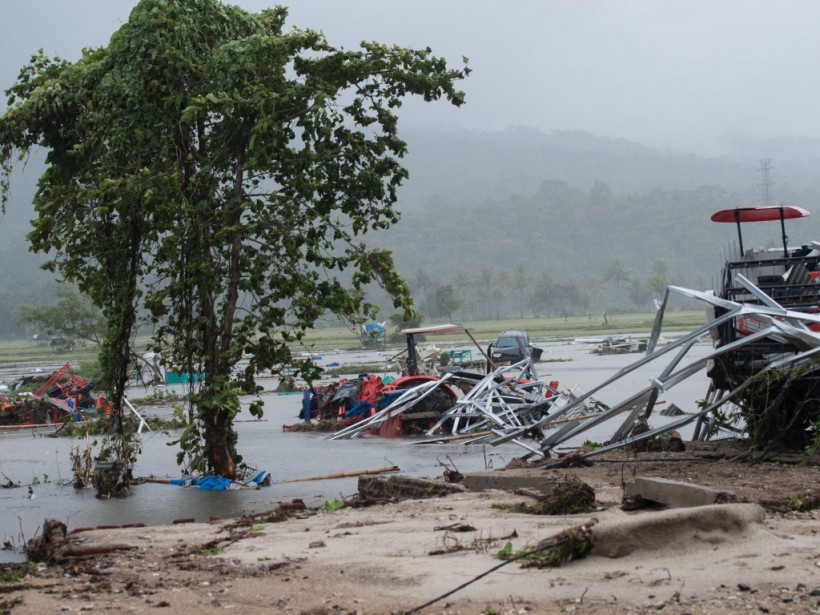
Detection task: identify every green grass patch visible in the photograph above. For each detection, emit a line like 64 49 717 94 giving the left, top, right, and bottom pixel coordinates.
0 564 30 584
296 311 705 351
0 311 705 374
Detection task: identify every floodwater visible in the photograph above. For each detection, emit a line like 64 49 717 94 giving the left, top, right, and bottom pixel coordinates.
0 338 713 561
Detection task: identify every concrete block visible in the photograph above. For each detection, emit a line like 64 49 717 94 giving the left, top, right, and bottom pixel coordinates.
624 476 735 508
358 475 464 500
463 470 582 495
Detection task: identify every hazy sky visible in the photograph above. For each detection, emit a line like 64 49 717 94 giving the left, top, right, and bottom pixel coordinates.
3 1 820 157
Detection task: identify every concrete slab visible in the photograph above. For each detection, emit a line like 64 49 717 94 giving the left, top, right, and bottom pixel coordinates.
463 470 583 495
358 475 464 500
624 476 735 508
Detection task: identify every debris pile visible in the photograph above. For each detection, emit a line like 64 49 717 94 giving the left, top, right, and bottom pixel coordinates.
289 372 458 437
0 363 111 427
438 279 820 461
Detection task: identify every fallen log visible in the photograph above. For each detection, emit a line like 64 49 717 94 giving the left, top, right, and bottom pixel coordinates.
0 422 66 431
279 465 400 483
139 477 173 484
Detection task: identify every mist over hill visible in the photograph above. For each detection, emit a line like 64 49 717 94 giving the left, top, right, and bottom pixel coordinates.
397 126 820 210
3 126 820 336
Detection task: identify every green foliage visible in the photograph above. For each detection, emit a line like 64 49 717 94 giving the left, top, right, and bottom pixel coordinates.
496 541 513 560
262 511 286 523
434 284 462 321
0 567 26 584
320 497 345 512
787 495 804 510
491 481 595 515
95 431 140 498
55 414 183 438
17 284 105 347
387 311 425 342
171 403 189 426
723 364 820 450
0 0 468 479
498 528 592 568
132 388 185 407
805 414 820 459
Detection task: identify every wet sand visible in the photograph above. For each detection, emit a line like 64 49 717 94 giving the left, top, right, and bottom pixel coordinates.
5 445 819 615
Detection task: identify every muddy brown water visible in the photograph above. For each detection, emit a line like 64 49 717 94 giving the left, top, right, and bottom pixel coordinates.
0 339 713 561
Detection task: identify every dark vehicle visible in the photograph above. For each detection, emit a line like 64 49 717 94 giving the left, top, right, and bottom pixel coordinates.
705 205 820 448
487 330 543 367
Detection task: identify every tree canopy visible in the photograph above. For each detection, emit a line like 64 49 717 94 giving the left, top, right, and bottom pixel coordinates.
0 0 469 479
17 284 104 346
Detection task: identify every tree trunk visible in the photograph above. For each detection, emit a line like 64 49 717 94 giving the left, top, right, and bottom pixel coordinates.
205 408 236 479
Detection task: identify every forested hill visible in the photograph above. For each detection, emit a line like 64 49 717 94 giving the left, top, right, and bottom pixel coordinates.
3 126 820 335
373 126 820 320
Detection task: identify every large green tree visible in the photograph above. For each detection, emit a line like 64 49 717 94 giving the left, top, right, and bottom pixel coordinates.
0 0 469 479
17 284 105 347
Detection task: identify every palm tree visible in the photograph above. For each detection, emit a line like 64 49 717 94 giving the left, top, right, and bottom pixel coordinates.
604 258 633 291
451 268 471 320
512 263 530 318
413 267 432 317
646 260 671 301
478 266 494 320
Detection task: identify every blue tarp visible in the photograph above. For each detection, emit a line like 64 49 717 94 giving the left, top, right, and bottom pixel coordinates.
362 322 385 339
344 390 403 419
167 469 270 490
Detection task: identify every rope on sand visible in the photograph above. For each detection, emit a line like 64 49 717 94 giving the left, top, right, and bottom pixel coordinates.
401 536 568 614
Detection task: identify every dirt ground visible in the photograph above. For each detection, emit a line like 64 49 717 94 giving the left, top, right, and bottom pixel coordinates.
2 440 819 615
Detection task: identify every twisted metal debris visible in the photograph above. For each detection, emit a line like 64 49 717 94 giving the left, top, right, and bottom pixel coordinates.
452 279 820 458
328 275 820 459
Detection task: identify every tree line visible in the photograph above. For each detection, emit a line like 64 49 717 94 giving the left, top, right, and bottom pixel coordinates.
373 178 820 323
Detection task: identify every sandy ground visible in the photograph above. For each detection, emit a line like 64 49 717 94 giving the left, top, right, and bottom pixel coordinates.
2 442 820 615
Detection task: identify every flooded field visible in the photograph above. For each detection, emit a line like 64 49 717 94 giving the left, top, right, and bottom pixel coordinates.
0 338 713 560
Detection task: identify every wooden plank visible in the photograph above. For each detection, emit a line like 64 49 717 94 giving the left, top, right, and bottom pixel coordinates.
279 465 400 483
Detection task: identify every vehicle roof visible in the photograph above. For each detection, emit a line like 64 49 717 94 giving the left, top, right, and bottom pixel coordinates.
711 205 810 223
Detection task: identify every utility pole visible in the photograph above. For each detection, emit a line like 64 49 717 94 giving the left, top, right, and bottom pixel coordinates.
757 158 775 206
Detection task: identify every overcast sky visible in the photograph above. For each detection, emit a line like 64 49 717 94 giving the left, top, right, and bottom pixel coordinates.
3 1 820 157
